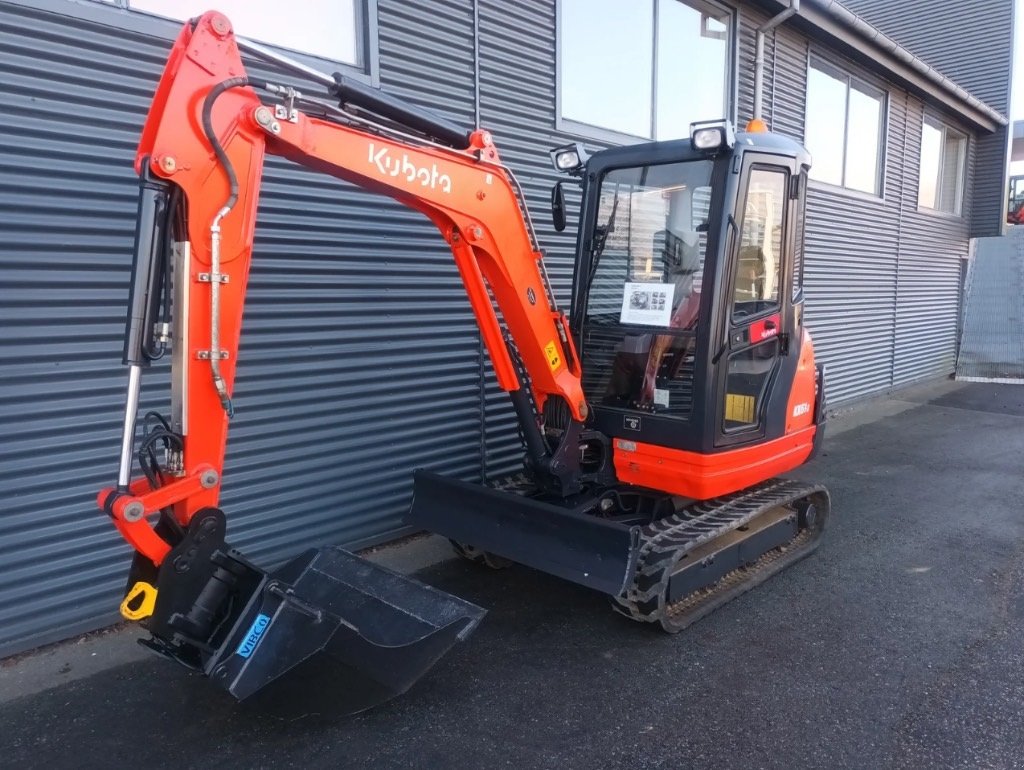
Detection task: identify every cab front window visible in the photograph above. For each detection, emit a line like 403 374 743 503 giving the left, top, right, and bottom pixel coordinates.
580 160 714 418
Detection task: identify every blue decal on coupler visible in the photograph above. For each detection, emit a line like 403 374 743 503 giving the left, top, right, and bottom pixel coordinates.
236 613 271 658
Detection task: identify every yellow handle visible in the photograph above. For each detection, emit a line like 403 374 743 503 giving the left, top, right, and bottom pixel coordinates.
120 581 158 621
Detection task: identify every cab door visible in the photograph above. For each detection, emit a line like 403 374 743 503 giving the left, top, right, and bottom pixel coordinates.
714 157 795 447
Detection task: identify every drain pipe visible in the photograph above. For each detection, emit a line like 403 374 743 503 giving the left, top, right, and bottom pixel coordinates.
752 0 800 126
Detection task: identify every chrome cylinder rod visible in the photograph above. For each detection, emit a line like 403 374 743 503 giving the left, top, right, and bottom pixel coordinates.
235 37 335 87
117 365 143 490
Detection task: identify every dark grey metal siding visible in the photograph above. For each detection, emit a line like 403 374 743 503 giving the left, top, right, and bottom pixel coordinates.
839 0 1013 237
970 128 1011 236
893 94 974 386
840 0 1013 110
0 0 485 656
1 2 167 656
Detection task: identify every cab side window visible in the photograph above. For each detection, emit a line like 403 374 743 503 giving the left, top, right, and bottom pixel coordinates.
721 165 789 434
733 168 787 319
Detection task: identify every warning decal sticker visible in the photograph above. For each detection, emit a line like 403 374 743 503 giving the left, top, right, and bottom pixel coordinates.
544 340 561 371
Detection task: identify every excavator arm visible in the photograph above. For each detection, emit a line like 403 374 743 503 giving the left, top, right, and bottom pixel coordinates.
99 11 587 567
92 10 605 708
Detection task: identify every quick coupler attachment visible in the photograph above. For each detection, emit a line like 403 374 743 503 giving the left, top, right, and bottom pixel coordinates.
126 508 485 712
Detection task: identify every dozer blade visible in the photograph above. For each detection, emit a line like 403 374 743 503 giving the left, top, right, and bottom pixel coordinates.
132 510 484 712
408 470 641 596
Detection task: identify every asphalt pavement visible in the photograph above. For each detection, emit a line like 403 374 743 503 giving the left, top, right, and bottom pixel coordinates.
3 380 1024 769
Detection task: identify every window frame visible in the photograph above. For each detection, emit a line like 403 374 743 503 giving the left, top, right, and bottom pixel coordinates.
730 164 789 323
555 0 737 144
75 0 379 84
804 55 888 199
916 114 968 218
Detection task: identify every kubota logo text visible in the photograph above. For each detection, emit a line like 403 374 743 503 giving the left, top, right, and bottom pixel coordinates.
368 143 452 194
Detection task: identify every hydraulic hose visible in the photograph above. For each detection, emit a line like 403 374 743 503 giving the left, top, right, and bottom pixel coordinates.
140 186 180 362
201 76 249 210
199 76 254 418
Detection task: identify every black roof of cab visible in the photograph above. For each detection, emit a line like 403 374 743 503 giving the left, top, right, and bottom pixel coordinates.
585 130 811 177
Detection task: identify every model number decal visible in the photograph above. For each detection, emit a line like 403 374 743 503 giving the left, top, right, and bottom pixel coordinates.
792 402 811 418
368 143 452 193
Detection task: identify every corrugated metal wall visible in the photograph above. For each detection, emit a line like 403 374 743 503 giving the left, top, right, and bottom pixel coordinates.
840 0 1013 237
1 1 164 655
893 92 974 385
0 0 994 656
0 0 487 656
739 4 973 402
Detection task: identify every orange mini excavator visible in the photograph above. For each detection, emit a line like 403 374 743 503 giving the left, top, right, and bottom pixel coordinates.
98 12 829 708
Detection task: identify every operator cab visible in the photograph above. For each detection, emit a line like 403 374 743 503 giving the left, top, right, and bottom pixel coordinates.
561 122 812 455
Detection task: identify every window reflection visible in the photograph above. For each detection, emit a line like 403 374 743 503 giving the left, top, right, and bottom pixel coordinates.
130 0 360 65
917 121 942 209
655 0 732 139
939 129 966 213
845 85 882 193
734 169 785 317
561 0 732 139
805 67 846 186
561 0 654 137
918 117 966 215
805 60 885 194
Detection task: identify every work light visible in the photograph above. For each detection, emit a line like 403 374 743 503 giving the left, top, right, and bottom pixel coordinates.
550 142 589 175
689 120 736 153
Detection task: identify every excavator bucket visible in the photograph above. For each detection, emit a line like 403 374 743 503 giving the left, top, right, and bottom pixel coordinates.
134 511 484 712
217 548 484 705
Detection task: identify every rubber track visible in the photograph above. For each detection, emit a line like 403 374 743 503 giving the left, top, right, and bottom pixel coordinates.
612 478 830 633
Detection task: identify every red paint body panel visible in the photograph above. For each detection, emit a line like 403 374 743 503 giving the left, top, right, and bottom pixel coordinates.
785 330 818 434
612 427 817 500
748 313 781 344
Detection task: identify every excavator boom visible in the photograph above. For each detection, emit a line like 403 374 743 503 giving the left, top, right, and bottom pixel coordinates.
96 11 590 708
106 12 588 563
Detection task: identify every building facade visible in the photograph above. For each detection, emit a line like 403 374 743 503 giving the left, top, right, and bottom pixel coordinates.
0 0 1011 655
842 0 1015 237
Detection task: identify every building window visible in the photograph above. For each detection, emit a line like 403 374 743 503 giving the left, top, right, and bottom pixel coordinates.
804 60 885 195
917 117 966 215
123 0 363 66
558 0 733 141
